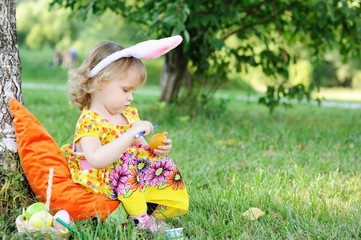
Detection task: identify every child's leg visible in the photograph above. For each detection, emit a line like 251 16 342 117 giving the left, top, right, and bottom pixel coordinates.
118 191 147 216
152 205 186 220
118 192 168 233
144 185 189 220
140 157 189 219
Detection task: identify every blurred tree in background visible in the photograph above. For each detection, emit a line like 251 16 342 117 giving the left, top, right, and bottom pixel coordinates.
18 0 361 112
16 0 140 54
312 53 361 88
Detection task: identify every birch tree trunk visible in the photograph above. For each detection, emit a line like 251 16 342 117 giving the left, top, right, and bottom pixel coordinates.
0 1 34 224
0 0 22 158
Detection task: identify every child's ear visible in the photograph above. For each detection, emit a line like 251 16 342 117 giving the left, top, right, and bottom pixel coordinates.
97 80 105 90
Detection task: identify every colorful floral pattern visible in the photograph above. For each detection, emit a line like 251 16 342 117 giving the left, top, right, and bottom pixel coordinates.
109 164 131 196
144 159 174 187
62 107 186 202
167 167 185 190
108 147 184 199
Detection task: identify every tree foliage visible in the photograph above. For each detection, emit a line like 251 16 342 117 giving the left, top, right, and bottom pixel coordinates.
50 0 361 112
16 0 137 53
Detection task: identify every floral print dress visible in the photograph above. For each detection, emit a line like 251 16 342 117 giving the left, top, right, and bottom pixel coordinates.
61 106 189 219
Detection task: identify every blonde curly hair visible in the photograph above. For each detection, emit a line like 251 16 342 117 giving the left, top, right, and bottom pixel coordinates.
68 41 147 110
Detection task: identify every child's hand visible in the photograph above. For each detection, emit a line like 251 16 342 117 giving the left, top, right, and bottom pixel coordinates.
153 132 172 156
130 121 154 137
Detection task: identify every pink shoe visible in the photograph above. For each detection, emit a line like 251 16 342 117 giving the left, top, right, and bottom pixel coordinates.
149 215 169 231
130 213 169 234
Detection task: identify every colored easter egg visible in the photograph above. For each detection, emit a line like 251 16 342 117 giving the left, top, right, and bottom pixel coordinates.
25 202 46 220
149 133 167 150
29 211 53 228
53 210 71 230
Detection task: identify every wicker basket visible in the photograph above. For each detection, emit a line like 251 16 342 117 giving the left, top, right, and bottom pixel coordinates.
16 215 70 239
15 168 71 239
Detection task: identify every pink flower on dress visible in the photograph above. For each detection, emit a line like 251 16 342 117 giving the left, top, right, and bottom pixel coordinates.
109 164 131 196
144 160 173 186
121 152 138 165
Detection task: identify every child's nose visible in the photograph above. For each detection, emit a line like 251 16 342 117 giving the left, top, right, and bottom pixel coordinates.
128 93 134 102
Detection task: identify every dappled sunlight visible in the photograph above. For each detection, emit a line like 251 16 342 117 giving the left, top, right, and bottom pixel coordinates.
314 88 361 102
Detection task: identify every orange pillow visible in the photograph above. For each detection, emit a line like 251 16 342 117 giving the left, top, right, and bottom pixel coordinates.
9 98 120 221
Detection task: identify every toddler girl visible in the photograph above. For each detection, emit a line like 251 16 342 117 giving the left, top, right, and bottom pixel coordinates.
61 38 189 234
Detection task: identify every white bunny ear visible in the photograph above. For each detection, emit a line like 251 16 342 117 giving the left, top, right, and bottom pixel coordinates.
88 35 183 78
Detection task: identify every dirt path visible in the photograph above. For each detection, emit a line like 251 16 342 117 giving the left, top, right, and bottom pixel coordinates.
23 82 361 109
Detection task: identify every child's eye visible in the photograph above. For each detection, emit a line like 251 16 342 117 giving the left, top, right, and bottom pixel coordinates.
123 88 129 92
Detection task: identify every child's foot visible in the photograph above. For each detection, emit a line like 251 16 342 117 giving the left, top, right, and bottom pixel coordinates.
129 213 168 234
149 215 169 231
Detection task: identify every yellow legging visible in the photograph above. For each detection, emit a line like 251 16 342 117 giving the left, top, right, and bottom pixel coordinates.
119 185 189 219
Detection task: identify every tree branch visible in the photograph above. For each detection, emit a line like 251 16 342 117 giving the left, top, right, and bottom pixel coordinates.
222 0 271 30
222 14 276 40
241 0 273 15
221 0 292 41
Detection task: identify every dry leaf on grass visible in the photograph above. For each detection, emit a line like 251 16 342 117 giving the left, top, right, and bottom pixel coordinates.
242 207 265 220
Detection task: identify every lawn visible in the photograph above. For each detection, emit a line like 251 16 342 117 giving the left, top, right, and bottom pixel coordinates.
1 48 360 239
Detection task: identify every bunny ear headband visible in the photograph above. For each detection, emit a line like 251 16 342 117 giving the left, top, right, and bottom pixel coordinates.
88 35 183 77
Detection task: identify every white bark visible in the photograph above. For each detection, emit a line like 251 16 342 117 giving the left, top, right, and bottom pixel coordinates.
0 0 22 153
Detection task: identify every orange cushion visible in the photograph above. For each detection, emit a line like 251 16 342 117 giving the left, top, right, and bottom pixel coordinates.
9 98 120 221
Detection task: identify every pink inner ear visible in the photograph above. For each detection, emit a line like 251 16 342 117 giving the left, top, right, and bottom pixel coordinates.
142 35 183 59
143 46 171 59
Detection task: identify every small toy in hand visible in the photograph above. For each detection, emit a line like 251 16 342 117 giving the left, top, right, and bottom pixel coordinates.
135 124 158 138
149 133 167 150
135 124 167 150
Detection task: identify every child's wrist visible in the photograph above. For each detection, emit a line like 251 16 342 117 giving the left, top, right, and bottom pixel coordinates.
125 129 138 139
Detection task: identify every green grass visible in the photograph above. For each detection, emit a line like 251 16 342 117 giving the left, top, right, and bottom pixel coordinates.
19 47 67 84
1 48 361 239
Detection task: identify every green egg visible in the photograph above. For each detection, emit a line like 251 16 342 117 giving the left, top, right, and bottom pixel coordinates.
25 202 46 220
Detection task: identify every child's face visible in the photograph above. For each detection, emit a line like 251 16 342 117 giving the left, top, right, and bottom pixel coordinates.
96 67 141 115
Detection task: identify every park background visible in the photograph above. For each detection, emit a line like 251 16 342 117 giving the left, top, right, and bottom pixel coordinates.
1 0 361 239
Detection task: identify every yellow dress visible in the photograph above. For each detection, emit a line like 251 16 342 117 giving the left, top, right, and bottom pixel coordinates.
61 106 189 219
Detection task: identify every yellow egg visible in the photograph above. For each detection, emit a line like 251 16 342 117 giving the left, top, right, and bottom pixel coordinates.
149 133 167 150
53 210 71 230
29 211 53 228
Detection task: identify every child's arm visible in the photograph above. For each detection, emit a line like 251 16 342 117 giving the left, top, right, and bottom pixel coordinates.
79 120 154 169
134 135 148 147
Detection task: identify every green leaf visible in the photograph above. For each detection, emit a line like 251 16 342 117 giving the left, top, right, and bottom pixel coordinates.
157 183 168 190
123 190 133 198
